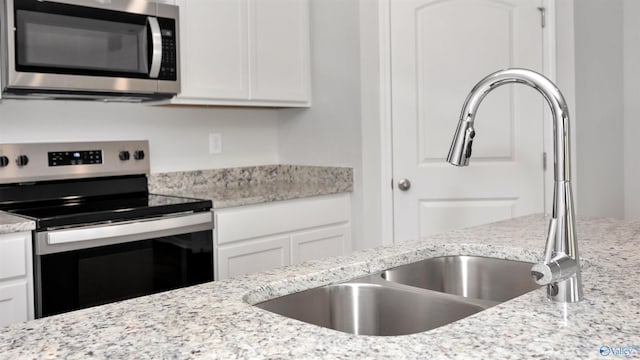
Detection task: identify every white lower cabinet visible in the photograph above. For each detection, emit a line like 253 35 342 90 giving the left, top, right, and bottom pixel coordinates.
0 232 34 327
215 194 351 280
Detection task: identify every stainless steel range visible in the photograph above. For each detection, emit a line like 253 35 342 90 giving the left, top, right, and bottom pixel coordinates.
0 141 214 318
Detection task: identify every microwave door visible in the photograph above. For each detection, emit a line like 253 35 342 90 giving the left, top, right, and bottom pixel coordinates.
14 11 151 77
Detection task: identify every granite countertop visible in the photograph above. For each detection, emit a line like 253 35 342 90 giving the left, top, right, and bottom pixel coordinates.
148 165 353 208
0 212 35 234
0 166 350 230
1 214 639 359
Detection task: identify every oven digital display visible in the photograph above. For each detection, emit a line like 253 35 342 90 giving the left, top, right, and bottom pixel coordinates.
48 150 102 166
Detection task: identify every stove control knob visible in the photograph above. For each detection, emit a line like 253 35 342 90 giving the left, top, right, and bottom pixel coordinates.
16 155 29 167
119 151 131 161
134 150 145 161
0 156 9 167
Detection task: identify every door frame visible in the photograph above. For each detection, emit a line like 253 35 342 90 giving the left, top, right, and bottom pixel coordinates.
373 0 560 245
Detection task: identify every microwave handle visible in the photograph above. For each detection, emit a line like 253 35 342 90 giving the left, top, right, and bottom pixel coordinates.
147 17 162 79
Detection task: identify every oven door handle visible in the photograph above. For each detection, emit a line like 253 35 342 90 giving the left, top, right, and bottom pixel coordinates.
37 212 213 255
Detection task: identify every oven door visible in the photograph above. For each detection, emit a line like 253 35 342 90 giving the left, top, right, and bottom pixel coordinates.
33 212 214 318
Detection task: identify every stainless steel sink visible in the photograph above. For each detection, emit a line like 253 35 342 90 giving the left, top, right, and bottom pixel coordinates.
254 255 541 336
381 255 541 303
255 281 486 336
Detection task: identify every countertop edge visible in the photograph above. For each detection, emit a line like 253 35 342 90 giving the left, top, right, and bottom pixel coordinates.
0 211 35 234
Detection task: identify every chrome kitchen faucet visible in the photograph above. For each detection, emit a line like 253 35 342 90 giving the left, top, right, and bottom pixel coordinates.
446 68 583 303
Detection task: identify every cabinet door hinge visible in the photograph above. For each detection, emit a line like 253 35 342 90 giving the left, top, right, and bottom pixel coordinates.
537 7 546 28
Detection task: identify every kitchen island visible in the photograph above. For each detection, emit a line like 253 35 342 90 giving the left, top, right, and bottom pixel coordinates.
0 214 638 359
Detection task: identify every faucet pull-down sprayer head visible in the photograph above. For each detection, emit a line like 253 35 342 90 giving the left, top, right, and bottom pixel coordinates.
447 120 475 167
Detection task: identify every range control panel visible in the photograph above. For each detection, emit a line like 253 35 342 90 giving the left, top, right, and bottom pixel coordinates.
0 141 150 184
48 150 103 166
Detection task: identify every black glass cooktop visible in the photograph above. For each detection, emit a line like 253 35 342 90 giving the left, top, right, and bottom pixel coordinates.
0 175 212 230
7 193 212 230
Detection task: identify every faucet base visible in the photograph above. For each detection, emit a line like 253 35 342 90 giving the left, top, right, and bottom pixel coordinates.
547 272 583 302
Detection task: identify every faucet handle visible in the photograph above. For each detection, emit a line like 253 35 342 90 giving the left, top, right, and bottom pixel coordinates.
531 263 553 285
531 255 579 285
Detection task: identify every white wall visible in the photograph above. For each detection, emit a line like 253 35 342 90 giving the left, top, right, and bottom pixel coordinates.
277 0 365 249
572 0 625 218
624 0 640 219
358 0 387 249
0 100 280 173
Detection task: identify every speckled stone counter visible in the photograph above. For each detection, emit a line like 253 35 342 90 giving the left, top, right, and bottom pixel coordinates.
0 212 35 234
1 215 639 359
148 165 352 208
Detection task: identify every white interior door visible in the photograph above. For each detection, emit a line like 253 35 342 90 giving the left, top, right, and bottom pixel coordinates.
391 0 545 243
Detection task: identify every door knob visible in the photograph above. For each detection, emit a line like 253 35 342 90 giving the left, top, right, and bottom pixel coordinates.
397 179 411 191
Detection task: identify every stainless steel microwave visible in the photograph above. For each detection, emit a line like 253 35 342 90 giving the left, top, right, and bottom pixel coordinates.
0 0 180 101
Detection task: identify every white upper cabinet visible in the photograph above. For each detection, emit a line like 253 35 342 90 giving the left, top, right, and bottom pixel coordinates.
176 0 249 100
172 0 311 107
249 0 310 103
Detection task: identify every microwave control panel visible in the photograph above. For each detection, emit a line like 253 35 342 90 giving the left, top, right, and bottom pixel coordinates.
159 18 177 80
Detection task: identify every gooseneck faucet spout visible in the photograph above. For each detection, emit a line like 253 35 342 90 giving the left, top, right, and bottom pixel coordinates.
447 68 583 303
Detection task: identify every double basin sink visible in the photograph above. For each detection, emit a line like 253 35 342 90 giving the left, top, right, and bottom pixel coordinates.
254 256 540 336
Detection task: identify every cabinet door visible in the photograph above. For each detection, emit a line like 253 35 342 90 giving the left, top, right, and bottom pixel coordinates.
218 236 290 280
176 0 249 100
249 0 310 103
0 233 27 280
0 282 29 327
0 232 34 324
291 224 351 264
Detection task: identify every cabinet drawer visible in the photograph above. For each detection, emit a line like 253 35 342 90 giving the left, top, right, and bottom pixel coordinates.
216 194 350 244
0 233 27 280
0 282 29 327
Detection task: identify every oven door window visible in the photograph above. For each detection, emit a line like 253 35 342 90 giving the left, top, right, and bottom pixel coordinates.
14 2 151 78
37 230 213 318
